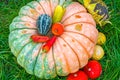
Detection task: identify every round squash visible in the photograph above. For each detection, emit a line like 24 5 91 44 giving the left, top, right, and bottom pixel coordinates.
97 32 106 45
92 45 105 60
9 0 98 79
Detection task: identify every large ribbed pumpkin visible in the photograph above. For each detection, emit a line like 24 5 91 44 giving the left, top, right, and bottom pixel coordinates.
9 0 98 79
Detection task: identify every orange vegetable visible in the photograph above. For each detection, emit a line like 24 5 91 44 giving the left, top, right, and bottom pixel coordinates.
31 34 50 43
52 23 64 36
42 36 57 52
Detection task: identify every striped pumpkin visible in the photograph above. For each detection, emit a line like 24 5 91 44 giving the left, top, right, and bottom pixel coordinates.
9 0 98 79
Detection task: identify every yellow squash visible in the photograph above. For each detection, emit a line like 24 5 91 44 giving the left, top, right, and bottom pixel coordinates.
52 5 65 23
92 45 105 60
97 32 106 45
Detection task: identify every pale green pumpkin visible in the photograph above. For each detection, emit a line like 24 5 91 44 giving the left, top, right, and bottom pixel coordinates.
9 29 36 57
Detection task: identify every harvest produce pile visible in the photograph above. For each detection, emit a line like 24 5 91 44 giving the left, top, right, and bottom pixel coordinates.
0 0 120 80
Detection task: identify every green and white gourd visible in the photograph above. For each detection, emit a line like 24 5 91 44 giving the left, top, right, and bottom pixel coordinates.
37 14 52 35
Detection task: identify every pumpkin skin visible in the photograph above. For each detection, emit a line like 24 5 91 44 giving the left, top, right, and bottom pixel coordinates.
9 0 98 79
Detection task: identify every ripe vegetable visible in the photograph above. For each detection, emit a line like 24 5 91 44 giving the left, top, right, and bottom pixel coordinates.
52 23 64 36
9 1 98 79
52 5 65 23
67 70 88 80
92 45 104 60
42 36 57 53
31 35 50 43
83 60 102 79
97 32 106 45
77 0 111 26
37 14 52 35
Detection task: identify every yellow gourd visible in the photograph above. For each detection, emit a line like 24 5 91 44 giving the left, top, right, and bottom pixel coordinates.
92 45 104 60
52 5 65 23
97 32 106 45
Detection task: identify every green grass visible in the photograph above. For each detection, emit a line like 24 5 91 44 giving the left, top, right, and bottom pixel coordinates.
0 0 120 80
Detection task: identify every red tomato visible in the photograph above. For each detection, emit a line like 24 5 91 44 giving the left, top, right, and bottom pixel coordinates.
83 60 102 79
67 70 88 80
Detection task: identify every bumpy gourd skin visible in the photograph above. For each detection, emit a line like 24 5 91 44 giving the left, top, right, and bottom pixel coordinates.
9 0 98 79
37 14 52 35
77 0 111 26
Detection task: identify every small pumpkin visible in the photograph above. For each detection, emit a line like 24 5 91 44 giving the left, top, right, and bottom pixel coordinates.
9 0 98 79
52 23 64 36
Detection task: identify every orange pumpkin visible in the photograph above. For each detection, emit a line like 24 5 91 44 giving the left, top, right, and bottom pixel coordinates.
9 0 98 79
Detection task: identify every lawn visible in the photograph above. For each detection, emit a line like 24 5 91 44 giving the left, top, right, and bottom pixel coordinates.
0 0 120 80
